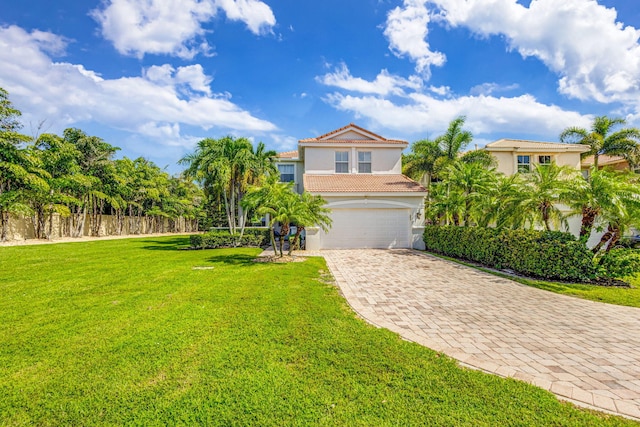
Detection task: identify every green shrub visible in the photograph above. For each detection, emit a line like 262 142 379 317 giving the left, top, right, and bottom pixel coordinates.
597 248 640 279
190 229 270 249
423 225 596 282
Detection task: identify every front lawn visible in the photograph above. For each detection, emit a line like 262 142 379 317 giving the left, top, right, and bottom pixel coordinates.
0 237 635 426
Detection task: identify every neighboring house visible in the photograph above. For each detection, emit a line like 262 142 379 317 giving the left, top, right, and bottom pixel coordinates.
581 154 639 175
485 138 590 176
275 124 427 250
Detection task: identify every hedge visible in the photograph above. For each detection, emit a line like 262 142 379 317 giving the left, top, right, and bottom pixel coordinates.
423 225 596 282
190 229 270 249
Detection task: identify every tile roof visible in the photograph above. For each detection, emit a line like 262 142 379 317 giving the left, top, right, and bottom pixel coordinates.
581 154 628 167
304 174 427 193
276 150 298 159
486 139 590 152
299 123 407 145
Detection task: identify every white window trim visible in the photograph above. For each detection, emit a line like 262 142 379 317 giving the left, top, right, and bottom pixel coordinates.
537 155 552 166
335 151 349 174
277 163 295 183
517 155 531 173
358 151 372 174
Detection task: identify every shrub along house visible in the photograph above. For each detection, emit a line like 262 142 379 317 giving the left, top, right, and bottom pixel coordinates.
275 124 427 250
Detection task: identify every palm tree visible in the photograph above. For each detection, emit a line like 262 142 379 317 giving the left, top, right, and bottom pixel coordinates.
588 171 640 253
443 161 497 226
426 182 466 226
560 116 640 169
288 191 332 254
402 139 443 188
181 136 276 235
518 163 582 231
404 116 476 189
242 178 295 256
436 116 473 162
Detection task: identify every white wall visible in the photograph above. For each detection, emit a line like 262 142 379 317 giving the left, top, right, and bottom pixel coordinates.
303 147 402 174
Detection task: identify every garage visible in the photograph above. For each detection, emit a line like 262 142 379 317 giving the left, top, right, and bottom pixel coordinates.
320 208 411 249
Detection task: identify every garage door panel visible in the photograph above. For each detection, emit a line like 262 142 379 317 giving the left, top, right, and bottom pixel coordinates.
321 208 410 249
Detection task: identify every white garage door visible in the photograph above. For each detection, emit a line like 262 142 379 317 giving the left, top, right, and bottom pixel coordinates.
321 208 410 249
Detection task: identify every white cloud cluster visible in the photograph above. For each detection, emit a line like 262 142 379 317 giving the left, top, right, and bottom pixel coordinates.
0 25 276 146
92 0 276 58
429 0 640 103
317 63 422 96
384 0 446 77
324 91 591 137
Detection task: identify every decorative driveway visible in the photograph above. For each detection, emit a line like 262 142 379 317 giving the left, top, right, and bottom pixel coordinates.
319 249 640 420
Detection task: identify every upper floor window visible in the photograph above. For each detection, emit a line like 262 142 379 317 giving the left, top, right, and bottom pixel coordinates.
278 164 295 182
358 151 372 173
517 155 531 173
335 151 349 173
538 155 552 166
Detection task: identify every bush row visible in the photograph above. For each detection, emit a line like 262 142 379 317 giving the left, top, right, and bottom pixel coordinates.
423 225 597 281
190 228 270 249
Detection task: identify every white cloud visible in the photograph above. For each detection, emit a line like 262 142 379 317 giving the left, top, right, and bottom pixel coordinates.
0 25 277 147
427 0 640 103
470 82 519 96
324 91 591 138
317 63 423 96
269 134 298 151
91 0 276 58
216 0 276 34
384 0 446 77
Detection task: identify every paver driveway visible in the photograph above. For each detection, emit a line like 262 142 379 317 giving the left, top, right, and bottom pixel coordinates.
321 249 640 420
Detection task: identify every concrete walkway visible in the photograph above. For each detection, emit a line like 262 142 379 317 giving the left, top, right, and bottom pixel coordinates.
318 249 640 420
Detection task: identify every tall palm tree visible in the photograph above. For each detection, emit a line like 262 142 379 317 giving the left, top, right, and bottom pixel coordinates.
436 115 473 162
402 138 443 188
560 116 640 169
181 136 276 235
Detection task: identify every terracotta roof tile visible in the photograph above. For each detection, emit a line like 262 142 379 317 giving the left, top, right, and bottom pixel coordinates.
276 150 298 159
486 139 590 152
581 154 627 167
304 174 427 193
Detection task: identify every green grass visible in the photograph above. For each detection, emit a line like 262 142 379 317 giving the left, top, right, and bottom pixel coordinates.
427 251 640 308
0 237 636 426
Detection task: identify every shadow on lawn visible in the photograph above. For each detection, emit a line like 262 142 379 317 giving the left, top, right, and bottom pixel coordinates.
205 253 257 266
140 237 191 251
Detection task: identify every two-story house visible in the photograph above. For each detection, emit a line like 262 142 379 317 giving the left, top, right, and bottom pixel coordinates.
484 138 589 175
275 124 427 250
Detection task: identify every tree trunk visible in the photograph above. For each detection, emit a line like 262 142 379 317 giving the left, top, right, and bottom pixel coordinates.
592 223 615 253
0 210 8 242
605 225 621 252
289 226 304 256
579 205 599 242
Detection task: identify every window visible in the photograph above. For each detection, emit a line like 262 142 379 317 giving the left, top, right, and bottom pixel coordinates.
358 151 371 173
538 155 552 166
335 151 349 173
517 155 531 173
277 164 294 182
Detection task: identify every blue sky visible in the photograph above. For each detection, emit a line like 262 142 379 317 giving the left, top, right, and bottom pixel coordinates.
1 0 639 173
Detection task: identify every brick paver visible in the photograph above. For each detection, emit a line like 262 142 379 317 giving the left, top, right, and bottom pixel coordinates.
319 249 640 420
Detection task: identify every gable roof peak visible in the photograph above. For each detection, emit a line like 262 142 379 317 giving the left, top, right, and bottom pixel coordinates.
299 123 407 145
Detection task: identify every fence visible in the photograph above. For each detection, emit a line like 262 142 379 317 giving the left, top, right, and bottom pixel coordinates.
3 214 199 241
